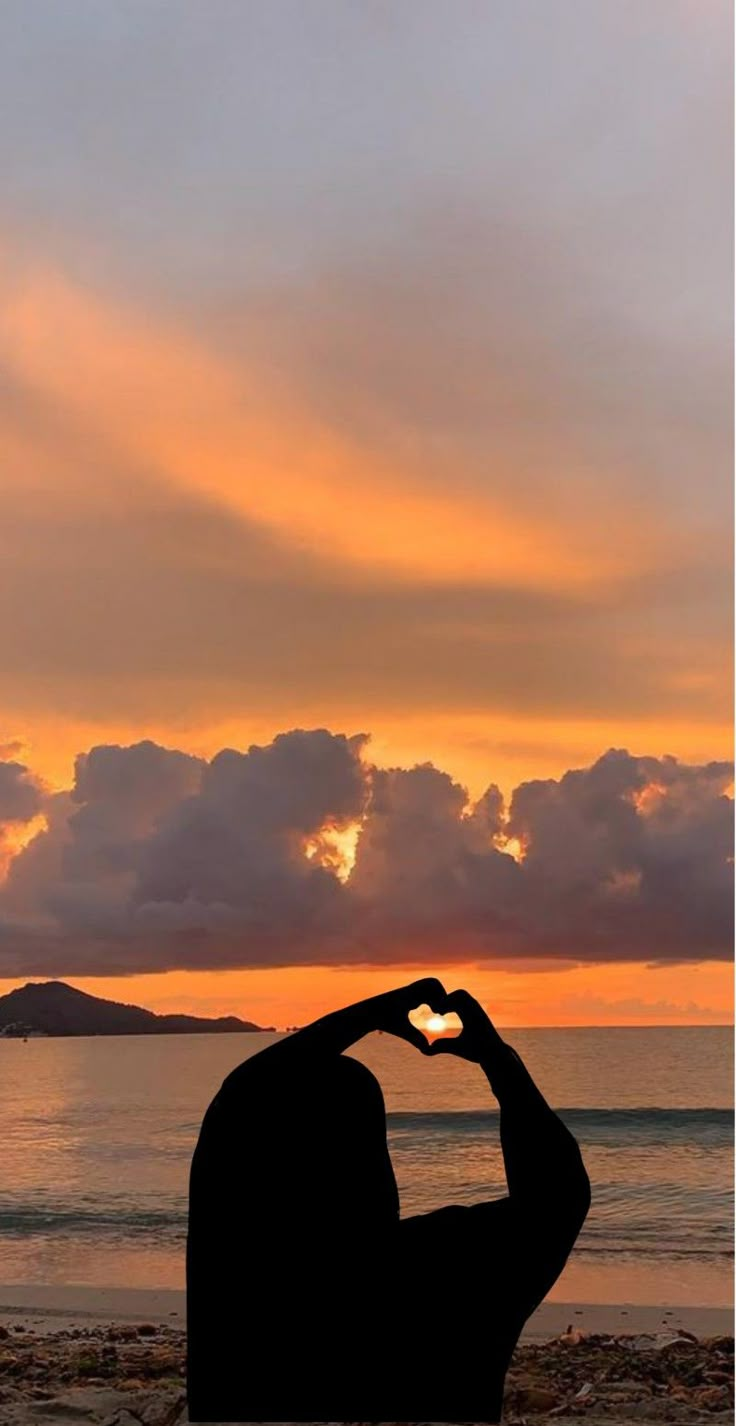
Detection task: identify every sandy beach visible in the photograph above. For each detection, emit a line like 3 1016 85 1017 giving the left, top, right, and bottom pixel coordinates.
0 1283 732 1343
0 1285 731 1426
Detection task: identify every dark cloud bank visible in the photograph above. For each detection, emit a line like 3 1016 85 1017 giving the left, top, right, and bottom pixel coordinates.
0 731 732 976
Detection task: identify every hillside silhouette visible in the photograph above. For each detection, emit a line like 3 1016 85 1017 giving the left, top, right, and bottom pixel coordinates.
0 981 273 1037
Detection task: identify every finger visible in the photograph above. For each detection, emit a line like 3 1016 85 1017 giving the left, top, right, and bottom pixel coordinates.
426 1037 462 1055
439 988 487 1023
399 1023 435 1056
406 976 446 1005
440 989 504 1048
441 988 478 1012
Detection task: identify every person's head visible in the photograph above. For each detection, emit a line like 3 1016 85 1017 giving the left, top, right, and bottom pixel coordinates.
244 1052 399 1254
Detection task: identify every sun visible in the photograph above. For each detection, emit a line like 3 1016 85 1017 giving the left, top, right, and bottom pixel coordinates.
426 1014 448 1033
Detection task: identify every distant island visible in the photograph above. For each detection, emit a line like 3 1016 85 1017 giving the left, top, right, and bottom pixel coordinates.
0 980 275 1037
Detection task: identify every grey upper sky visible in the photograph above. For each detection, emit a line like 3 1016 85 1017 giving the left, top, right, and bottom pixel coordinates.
2 2 730 312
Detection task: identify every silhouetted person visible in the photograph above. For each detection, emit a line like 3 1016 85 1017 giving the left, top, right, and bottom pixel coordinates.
186 978 591 1422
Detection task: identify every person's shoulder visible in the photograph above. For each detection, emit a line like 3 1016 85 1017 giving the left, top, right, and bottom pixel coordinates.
400 1198 511 1230
398 1201 473 1248
399 1196 518 1259
401 1203 470 1229
217 1047 272 1096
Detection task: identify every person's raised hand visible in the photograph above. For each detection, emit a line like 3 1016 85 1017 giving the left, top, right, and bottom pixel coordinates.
370 977 448 1056
425 988 506 1065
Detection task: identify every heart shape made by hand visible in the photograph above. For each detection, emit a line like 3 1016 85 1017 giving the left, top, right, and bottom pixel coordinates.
408 1002 463 1043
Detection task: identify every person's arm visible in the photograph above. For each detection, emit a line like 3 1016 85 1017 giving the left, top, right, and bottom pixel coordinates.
428 990 591 1312
219 976 447 1095
279 976 446 1057
481 1035 590 1232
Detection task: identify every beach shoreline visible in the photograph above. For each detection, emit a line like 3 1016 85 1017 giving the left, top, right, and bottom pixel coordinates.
0 1281 731 1341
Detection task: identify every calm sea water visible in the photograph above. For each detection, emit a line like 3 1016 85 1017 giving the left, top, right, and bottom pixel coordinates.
0 1028 732 1306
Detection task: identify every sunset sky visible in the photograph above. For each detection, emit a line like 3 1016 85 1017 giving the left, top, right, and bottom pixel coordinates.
0 1 732 1026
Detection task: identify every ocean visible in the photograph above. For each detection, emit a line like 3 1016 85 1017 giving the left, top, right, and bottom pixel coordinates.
0 1027 732 1307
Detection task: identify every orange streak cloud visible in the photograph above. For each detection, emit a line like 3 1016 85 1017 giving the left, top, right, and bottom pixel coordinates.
1 257 677 592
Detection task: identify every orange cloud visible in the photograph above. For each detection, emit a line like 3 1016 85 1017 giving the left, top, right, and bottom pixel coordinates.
0 735 730 978
0 256 680 591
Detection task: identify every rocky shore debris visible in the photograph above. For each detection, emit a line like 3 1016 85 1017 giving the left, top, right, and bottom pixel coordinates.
504 1324 734 1421
0 1319 731 1424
